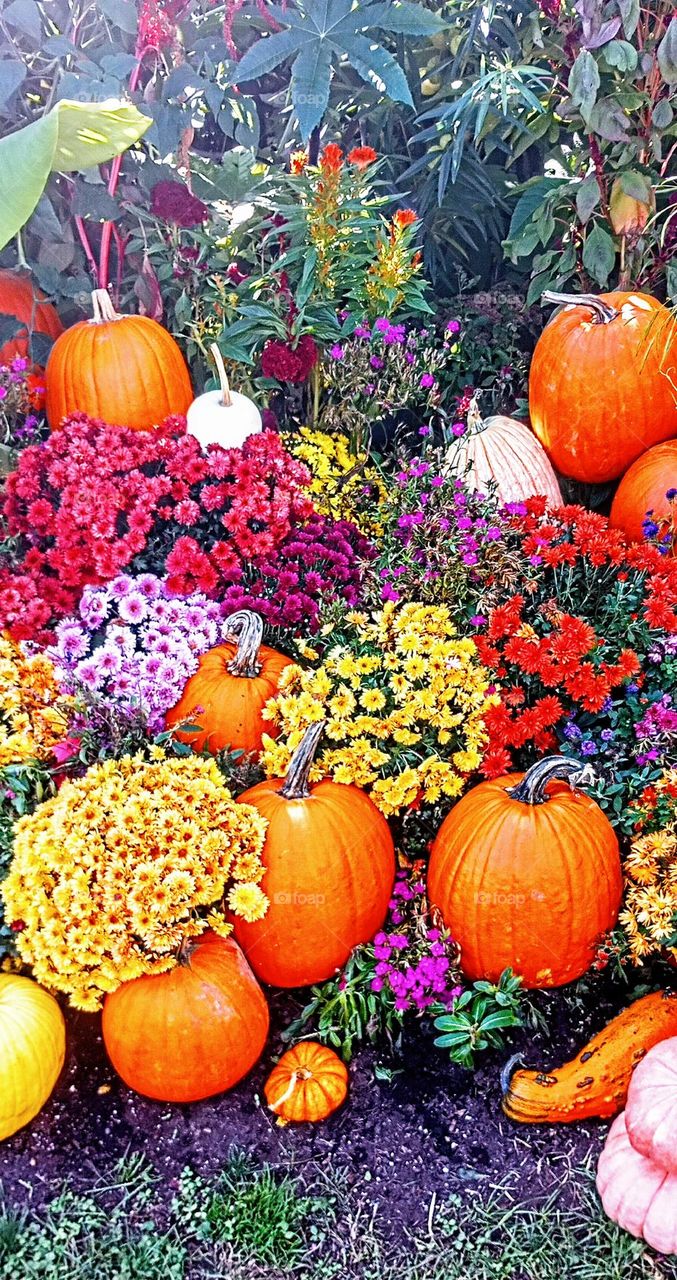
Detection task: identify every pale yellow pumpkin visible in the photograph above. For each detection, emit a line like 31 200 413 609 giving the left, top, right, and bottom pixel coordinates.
0 974 66 1141
445 397 563 508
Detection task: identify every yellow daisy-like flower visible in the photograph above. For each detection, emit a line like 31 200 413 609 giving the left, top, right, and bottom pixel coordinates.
285 428 388 535
0 635 71 766
227 882 269 923
620 777 677 965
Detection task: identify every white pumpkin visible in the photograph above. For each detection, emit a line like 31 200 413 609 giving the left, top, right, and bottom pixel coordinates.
187 343 262 451
444 397 563 508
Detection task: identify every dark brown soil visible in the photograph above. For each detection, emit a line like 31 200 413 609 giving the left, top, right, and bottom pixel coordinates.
1 968 653 1235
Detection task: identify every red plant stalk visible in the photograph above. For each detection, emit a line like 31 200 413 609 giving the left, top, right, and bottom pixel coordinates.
97 51 153 293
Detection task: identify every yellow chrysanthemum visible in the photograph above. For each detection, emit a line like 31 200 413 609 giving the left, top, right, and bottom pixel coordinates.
285 427 388 535
0 635 71 766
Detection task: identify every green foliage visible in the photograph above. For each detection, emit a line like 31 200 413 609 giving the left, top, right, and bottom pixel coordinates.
0 759 53 958
283 944 403 1062
433 969 524 1069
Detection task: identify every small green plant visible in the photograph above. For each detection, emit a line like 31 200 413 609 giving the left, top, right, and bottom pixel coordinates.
433 969 524 1069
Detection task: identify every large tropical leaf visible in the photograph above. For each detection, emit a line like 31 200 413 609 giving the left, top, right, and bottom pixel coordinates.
0 98 150 250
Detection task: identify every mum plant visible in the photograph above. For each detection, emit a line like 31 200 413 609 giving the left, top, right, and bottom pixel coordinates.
261 601 495 818
2 751 268 1011
619 771 677 967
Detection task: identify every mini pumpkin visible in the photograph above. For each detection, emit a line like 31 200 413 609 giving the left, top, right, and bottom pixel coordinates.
427 756 622 988
529 291 677 483
264 1041 348 1123
101 932 269 1103
597 1112 677 1255
165 609 293 756
610 440 677 549
186 343 262 451
445 396 562 507
0 974 66 1141
234 721 396 987
626 1036 677 1172
45 288 193 431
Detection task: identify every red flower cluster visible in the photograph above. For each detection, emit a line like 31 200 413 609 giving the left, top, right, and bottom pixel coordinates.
260 334 318 384
150 181 209 228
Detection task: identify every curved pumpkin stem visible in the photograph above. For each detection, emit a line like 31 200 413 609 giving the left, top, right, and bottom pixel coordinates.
210 342 233 408
90 288 121 324
500 1052 525 1097
466 394 484 435
280 721 326 800
507 756 596 806
224 609 264 678
268 1066 312 1114
542 291 620 325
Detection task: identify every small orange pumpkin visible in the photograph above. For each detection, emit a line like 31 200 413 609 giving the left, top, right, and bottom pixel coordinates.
0 269 62 365
165 610 293 756
234 721 396 987
427 756 622 988
264 1041 348 1123
610 440 677 550
45 288 193 430
101 931 269 1103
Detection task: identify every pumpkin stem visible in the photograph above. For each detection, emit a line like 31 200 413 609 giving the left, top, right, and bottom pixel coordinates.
224 610 264 678
542 291 620 325
90 288 120 324
466 394 484 435
177 935 196 966
279 721 326 800
268 1066 312 1114
507 755 596 806
500 1053 525 1097
210 342 233 408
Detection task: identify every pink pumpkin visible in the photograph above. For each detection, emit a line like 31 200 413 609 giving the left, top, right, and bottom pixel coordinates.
597 1112 677 1255
626 1036 677 1173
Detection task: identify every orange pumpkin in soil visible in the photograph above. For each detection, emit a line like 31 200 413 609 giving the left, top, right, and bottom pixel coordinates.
0 269 62 364
427 756 622 989
101 932 269 1103
265 1041 348 1123
529 291 677 483
610 440 677 550
165 610 293 756
234 722 396 987
45 288 193 430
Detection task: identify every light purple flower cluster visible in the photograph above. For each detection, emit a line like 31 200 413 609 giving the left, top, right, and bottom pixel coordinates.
369 874 462 1013
48 573 232 731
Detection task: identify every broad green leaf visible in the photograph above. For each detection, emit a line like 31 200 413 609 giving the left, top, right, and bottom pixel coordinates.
0 99 150 251
602 39 638 72
357 1 446 35
340 33 414 106
587 97 631 141
232 28 306 84
98 0 138 35
617 0 640 38
506 176 565 238
568 49 600 121
3 0 42 42
576 172 600 223
583 222 616 286
657 19 677 85
0 59 26 108
620 170 652 201
652 98 673 128
291 39 333 138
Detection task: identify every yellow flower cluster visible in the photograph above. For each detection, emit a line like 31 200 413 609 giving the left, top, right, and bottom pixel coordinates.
286 427 388 535
261 602 496 816
620 779 677 966
2 751 269 1010
0 635 69 766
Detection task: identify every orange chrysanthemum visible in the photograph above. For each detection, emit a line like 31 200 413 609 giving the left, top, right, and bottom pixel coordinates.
348 145 378 170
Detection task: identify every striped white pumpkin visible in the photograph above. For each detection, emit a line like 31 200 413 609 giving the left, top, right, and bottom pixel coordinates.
445 400 563 508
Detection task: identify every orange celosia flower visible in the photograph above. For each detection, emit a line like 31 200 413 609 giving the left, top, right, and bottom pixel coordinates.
348 145 378 171
393 208 418 229
320 143 344 173
290 150 308 174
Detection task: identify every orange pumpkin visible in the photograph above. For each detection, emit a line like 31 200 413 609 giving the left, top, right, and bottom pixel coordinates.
101 931 269 1103
165 610 293 756
233 721 396 987
445 397 562 508
45 288 193 431
0 269 62 365
610 440 677 550
529 291 677 483
427 756 623 988
264 1041 348 1123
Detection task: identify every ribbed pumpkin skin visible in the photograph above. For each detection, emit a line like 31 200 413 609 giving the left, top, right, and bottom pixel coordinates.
529 292 677 483
45 313 193 431
264 1041 348 1122
448 415 563 507
233 779 396 987
503 991 677 1124
626 1037 677 1172
610 441 677 547
0 270 62 364
597 1112 677 1255
427 771 622 988
0 975 66 1141
101 933 269 1103
165 641 293 756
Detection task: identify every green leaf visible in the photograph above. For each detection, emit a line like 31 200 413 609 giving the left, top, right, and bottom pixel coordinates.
568 49 600 121
339 33 414 105
360 1 447 36
617 0 640 38
587 97 631 142
602 39 638 72
232 28 306 84
3 0 42 42
583 222 616 286
0 99 150 251
620 170 652 201
657 19 677 85
98 0 138 35
576 172 600 223
652 98 673 129
291 39 333 138
506 177 565 238
0 59 26 108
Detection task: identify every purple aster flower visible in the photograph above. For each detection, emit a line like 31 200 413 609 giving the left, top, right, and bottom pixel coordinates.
330 344 345 360
419 373 435 389
446 319 461 335
118 591 148 624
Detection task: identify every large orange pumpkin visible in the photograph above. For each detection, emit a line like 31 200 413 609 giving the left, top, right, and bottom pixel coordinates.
0 269 62 365
445 397 562 508
529 291 677 483
233 721 396 987
610 440 677 550
427 756 623 988
45 288 193 431
101 931 269 1103
165 610 293 756
264 1041 348 1123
